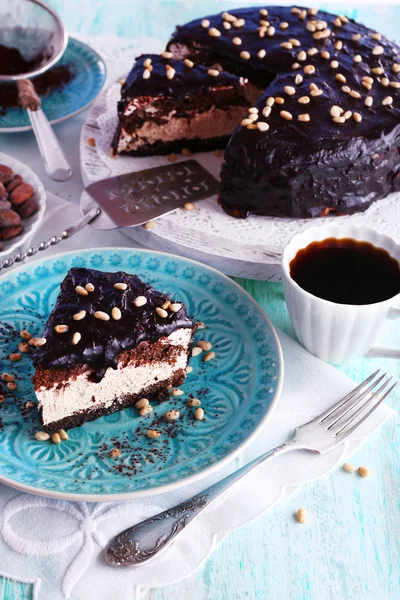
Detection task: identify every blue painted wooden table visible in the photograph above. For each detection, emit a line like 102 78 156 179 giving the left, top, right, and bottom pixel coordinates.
1 2 400 599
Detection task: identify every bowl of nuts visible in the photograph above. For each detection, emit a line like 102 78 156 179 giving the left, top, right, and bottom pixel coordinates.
0 152 46 257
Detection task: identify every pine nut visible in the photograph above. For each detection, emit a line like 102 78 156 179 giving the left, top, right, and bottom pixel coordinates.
392 63 400 74
197 321 206 329
258 49 266 58
275 97 284 104
365 96 373 107
59 429 69 441
353 112 362 122
170 303 182 312
192 347 203 357
350 90 361 99
171 388 184 397
188 398 201 407
165 410 180 421
267 26 275 36
281 42 293 50
352 33 361 41
85 283 95 292
304 65 316 75
142 69 151 79
298 96 310 104
295 74 303 85
52 432 61 444
382 96 393 105
18 342 29 353
197 340 212 351
372 46 384 56
204 351 216 362
74 310 86 321
184 202 196 211
298 113 310 122
162 301 171 310
307 47 318 56
25 401 35 409
208 28 221 37
140 406 153 416
156 307 168 318
135 398 149 409
147 430 161 439
336 73 346 83
28 337 47 347
109 448 121 458
166 68 176 80
310 89 323 97
262 106 271 118
344 111 352 120
208 69 219 77
9 353 21 361
201 19 210 28
343 462 356 473
1 373 14 382
232 37 242 46
333 116 346 123
55 324 69 334
240 51 251 60
296 508 307 523
233 18 245 28
194 408 204 420
321 51 330 59
72 332 81 345
75 285 88 296
184 59 194 68
20 330 32 340
94 311 110 321
186 366 193 374
0 395 5 403
134 296 147 307
35 431 50 441
284 86 296 96
358 466 370 477
353 54 362 63
381 77 390 87
161 51 173 59
257 121 269 132
114 282 127 290
111 307 122 320
280 111 292 120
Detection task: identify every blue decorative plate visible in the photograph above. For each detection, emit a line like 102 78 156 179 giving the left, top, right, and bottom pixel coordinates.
0 38 107 132
0 249 283 500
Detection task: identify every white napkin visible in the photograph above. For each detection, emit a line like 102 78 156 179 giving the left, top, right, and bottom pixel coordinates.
0 192 395 600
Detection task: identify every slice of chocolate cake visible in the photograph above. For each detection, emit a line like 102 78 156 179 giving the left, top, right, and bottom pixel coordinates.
111 53 251 156
32 268 196 432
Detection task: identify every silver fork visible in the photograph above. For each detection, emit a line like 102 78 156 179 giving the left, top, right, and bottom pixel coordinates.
105 370 396 567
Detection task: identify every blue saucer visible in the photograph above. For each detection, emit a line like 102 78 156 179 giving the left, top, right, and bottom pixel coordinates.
0 38 106 132
0 249 282 500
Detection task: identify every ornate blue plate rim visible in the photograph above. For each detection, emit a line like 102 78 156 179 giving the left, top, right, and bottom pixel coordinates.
0 37 107 133
0 248 283 501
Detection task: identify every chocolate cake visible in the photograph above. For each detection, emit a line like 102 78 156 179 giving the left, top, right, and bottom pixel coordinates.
167 6 400 218
111 53 251 156
32 268 196 433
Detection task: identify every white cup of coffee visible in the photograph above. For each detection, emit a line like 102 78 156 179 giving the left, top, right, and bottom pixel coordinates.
282 224 400 363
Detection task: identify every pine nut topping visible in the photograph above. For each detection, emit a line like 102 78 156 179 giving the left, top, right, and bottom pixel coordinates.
344 110 352 120
365 96 373 107
310 89 323 97
75 285 88 296
20 330 32 340
363 76 374 84
166 68 176 80
330 105 343 118
275 97 284 104
135 398 149 409
161 51 173 59
240 51 251 60
352 33 361 41
165 409 180 421
372 46 384 56
59 429 69 441
186 366 193 374
370 66 383 74
29 337 47 347
233 37 242 46
296 508 307 523
260 8 268 16
358 466 370 477
171 388 184 397
114 282 127 290
262 106 271 118
194 408 204 420
295 74 303 85
233 18 245 28
295 51 305 63
267 26 275 36
371 32 382 41
222 12 236 22
258 49 266 58
35 431 50 441
208 69 219 77
343 462 356 473
292 63 301 70
184 58 194 68
140 406 153 416
85 283 95 292
204 351 216 362
9 353 21 362
134 296 147 307
341 85 350 93
334 40 343 50
197 340 212 351
298 113 310 122
291 7 301 14
308 8 318 16
350 90 361 99
289 38 301 47
307 47 318 56
94 311 110 321
74 310 86 321
7 382 17 391
0 395 5 403
313 29 331 40
304 65 316 75
142 69 150 80
147 429 161 439
392 63 400 73
321 51 330 59
156 307 168 318
192 347 203 357
307 22 316 32
362 81 372 90
330 60 339 69
390 81 400 88
1 373 14 382
201 19 210 28
181 148 192 156
223 22 231 30
208 27 221 37
336 73 346 83
111 307 122 320
55 324 69 334
109 448 121 458
381 77 389 87
353 112 362 122
162 301 171 310
257 122 269 132
280 22 289 29
281 42 293 50
18 342 29 353
266 97 275 107
52 432 61 444
298 96 310 104
333 18 342 27
382 96 393 105
338 15 349 23
188 398 201 407
25 401 35 409
333 116 346 123
72 332 81 345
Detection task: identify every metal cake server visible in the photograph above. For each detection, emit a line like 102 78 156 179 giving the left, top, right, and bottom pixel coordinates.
0 160 219 273
105 370 396 567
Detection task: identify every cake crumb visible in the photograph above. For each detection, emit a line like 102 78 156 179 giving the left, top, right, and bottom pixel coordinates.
87 137 96 148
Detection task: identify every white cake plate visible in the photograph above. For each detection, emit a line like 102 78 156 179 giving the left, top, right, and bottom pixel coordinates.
80 36 400 280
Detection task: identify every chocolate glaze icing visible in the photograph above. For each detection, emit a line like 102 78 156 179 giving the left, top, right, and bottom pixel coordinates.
32 268 195 382
168 6 400 218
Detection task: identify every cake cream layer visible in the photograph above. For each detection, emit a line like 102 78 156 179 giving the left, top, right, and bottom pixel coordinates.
36 328 192 430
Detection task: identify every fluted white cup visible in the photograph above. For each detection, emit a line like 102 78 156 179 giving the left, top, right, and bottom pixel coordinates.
282 224 400 363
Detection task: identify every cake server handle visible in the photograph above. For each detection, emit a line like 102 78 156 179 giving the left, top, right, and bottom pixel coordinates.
105 440 299 567
0 207 100 273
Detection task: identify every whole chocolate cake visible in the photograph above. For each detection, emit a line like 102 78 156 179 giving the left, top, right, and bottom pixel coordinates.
167 6 400 218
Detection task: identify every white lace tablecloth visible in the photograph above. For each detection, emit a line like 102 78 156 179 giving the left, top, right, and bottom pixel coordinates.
0 193 395 600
